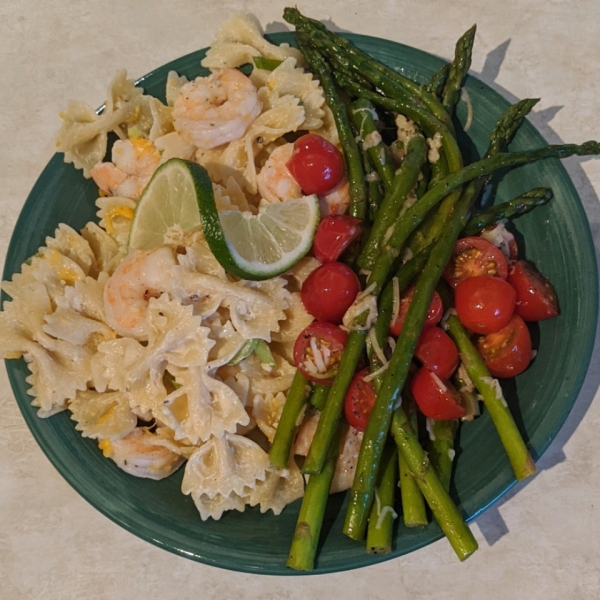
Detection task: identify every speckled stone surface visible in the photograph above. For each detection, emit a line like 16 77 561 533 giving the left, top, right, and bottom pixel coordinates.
1 2 599 598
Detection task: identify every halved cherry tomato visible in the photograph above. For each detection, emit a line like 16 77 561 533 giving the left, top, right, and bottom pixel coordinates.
389 286 443 337
443 236 509 288
507 260 560 321
313 215 362 263
301 261 360 324
293 321 348 385
476 314 532 378
344 367 377 431
287 134 345 195
455 275 517 334
410 367 466 420
415 326 459 380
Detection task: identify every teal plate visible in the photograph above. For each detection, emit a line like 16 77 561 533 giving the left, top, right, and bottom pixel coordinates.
3 32 598 574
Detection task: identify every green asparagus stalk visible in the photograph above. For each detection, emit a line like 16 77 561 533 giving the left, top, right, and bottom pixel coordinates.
284 8 453 129
463 187 553 235
343 185 479 542
445 315 536 480
296 37 367 220
302 328 367 474
310 384 330 411
442 25 477 113
368 140 600 289
391 407 478 560
366 444 398 554
399 398 428 526
425 63 451 99
350 98 396 193
269 371 311 468
357 135 428 271
287 424 345 571
426 418 459 492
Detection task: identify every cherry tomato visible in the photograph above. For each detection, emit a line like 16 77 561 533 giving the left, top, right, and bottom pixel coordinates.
301 262 360 324
415 326 459 380
455 275 517 334
389 286 443 337
293 321 348 385
476 314 532 378
287 134 345 195
313 215 362 263
443 236 509 288
410 367 466 420
507 260 560 321
344 368 377 431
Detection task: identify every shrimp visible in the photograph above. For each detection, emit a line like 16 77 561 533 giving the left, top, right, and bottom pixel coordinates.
90 138 161 200
256 143 302 204
103 246 179 340
293 413 363 493
98 428 184 480
256 142 350 213
319 177 350 217
173 68 262 150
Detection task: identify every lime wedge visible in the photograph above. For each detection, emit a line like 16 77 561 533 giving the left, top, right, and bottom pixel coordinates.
128 158 320 280
128 158 205 251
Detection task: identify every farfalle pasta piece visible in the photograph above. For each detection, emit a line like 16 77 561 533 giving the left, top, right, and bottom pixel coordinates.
186 490 247 521
45 223 96 276
69 390 137 441
252 57 326 131
182 432 270 500
80 222 123 276
252 391 288 443
94 295 214 417
201 13 303 71
95 195 136 249
159 365 249 444
246 460 304 515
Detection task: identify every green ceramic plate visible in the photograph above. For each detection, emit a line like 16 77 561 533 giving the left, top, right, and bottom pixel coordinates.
3 32 598 574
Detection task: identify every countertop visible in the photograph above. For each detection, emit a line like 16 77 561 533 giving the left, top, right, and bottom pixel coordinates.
1 1 599 598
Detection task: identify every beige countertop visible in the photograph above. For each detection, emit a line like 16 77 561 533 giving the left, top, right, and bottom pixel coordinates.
1 2 599 598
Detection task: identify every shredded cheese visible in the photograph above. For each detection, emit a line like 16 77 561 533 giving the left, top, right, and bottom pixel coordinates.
461 87 474 132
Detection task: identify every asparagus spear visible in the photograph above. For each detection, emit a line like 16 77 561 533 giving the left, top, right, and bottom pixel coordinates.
463 187 553 235
442 25 477 113
296 37 367 220
399 398 428 527
269 371 311 468
284 8 452 129
426 418 459 492
445 314 536 480
425 63 451 99
357 135 428 271
366 444 398 554
287 424 345 571
350 98 396 193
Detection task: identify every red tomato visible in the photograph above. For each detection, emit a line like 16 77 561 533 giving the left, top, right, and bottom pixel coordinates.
301 262 360 324
415 326 459 380
410 367 466 420
344 368 377 431
476 314 532 378
293 321 348 385
389 286 443 337
507 260 560 321
287 134 345 195
443 236 509 288
455 275 517 334
313 215 362 263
